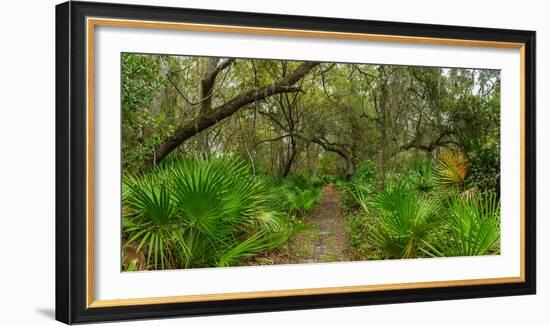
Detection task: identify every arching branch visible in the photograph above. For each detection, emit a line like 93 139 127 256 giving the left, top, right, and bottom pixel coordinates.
145 61 319 167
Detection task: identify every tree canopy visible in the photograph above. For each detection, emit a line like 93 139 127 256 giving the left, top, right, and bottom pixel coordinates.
122 53 499 183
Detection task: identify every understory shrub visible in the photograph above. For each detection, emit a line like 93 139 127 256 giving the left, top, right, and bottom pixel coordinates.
406 161 437 194
281 173 323 216
122 156 291 270
466 147 500 193
368 182 441 259
344 156 501 260
422 191 500 257
352 160 377 184
341 160 377 213
284 188 323 216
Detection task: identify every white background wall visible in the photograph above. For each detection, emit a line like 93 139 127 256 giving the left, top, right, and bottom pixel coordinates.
0 0 546 324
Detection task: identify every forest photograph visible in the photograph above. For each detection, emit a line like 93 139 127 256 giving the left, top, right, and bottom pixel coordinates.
120 53 501 272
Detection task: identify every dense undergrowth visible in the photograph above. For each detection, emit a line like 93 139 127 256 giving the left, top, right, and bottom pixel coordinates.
121 156 325 271
122 146 500 271
341 150 501 261
122 147 501 271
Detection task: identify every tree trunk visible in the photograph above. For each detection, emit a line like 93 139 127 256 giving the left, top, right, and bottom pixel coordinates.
282 137 297 177
344 156 355 180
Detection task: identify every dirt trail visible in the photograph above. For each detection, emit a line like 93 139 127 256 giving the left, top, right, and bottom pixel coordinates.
304 185 349 263
252 185 350 265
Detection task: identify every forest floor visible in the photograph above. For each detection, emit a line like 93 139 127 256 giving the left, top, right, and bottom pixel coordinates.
249 185 351 266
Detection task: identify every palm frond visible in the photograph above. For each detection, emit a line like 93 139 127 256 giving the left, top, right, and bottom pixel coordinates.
424 191 500 257
434 150 468 187
122 156 291 269
368 182 440 259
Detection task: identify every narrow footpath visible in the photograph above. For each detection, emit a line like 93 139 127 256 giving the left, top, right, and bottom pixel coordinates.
253 185 350 265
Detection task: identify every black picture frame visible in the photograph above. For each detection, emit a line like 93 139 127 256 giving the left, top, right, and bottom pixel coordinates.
56 1 536 324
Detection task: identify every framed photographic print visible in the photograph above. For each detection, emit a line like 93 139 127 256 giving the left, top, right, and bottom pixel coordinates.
56 1 536 324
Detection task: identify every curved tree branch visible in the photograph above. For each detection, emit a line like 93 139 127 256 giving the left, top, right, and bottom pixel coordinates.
400 129 456 153
146 61 319 167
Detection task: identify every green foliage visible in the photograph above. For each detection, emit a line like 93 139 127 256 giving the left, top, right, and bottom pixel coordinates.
340 161 377 213
280 173 324 216
345 211 374 258
466 146 500 193
122 173 179 269
121 53 170 172
334 175 348 188
352 161 377 184
125 261 138 272
282 174 310 191
423 191 500 257
345 180 374 212
368 182 441 259
316 174 335 185
279 173 326 216
122 54 165 117
406 161 437 193
282 172 325 191
345 165 501 260
122 156 291 270
284 188 323 216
